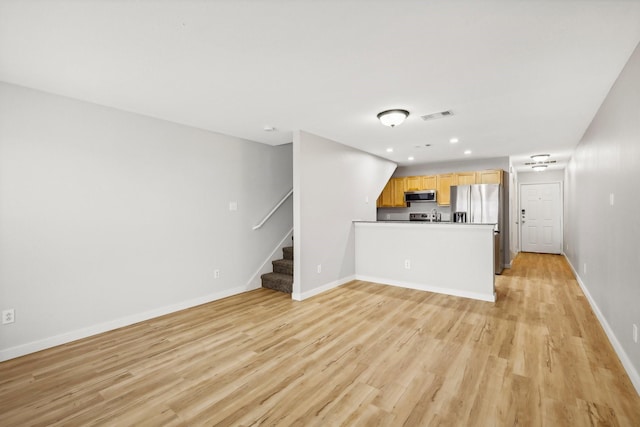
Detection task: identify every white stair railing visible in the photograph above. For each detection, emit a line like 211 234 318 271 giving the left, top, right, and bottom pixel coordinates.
253 188 293 230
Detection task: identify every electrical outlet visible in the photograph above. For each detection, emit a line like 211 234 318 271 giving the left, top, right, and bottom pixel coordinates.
583 263 587 275
386 214 391 220
404 259 411 269
214 269 220 279
365 196 369 204
317 264 322 274
633 324 638 344
2 309 15 324
229 201 237 211
609 193 615 206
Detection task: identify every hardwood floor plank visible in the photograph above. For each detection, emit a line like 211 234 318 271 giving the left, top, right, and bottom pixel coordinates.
1 253 639 425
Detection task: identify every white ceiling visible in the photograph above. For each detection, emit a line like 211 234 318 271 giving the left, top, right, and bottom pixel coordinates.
1 1 639 172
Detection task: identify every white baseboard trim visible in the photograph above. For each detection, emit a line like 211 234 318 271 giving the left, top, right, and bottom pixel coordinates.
355 275 496 303
0 285 252 362
245 227 294 291
565 255 640 396
292 275 356 301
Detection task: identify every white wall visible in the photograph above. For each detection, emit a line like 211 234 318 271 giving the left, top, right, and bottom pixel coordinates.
517 170 564 184
0 83 293 360
355 223 495 302
293 131 396 300
564 42 640 393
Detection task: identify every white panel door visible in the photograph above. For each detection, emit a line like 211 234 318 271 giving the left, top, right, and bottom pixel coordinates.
520 183 562 254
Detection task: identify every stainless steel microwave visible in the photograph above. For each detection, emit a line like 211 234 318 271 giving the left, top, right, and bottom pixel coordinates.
405 190 437 203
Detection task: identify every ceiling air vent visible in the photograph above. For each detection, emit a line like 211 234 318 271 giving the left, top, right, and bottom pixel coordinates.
421 110 453 121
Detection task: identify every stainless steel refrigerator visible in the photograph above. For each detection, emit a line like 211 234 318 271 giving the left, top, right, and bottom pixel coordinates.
450 184 503 274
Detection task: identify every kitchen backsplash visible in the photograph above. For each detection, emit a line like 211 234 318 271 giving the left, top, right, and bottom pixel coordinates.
377 203 451 221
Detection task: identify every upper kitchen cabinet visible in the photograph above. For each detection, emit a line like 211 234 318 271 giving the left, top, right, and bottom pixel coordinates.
405 176 422 191
378 180 393 207
405 175 437 191
454 172 477 186
391 178 407 207
477 170 503 184
421 175 437 190
436 174 455 206
378 177 407 207
376 170 504 208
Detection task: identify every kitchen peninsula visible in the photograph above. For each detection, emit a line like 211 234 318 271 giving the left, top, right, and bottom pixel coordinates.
354 221 496 302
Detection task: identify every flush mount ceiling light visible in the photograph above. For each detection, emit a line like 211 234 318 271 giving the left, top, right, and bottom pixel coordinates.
531 154 550 162
532 164 548 172
377 109 409 127
408 156 415 161
464 150 472 155
386 148 394 153
449 137 459 144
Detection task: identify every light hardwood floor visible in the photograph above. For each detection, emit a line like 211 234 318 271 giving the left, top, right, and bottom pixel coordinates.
1 253 639 426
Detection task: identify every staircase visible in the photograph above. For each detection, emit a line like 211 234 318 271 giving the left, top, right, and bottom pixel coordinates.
261 246 293 293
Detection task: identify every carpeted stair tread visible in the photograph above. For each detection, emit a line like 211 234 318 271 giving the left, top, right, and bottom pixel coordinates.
272 259 293 275
261 272 293 294
283 246 293 261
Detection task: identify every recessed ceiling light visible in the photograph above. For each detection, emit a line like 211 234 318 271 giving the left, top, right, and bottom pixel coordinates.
386 148 393 153
408 156 414 161
532 164 548 172
449 138 459 144
464 150 472 155
263 125 276 132
531 154 550 162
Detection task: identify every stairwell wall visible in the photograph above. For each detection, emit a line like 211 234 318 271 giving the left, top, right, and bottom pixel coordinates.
293 131 396 300
0 82 293 360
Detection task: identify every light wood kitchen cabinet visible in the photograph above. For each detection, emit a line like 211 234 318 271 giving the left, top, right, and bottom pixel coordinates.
436 174 454 206
377 177 407 207
421 175 437 190
378 180 394 207
391 177 407 207
405 176 422 191
405 175 437 191
377 170 504 208
455 171 477 185
477 169 503 184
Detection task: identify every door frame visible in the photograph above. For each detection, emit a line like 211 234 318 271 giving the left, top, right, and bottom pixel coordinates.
518 181 564 254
